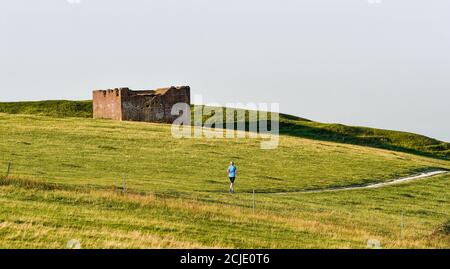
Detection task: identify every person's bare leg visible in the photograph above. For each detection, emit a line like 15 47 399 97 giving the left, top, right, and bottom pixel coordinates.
230 182 234 193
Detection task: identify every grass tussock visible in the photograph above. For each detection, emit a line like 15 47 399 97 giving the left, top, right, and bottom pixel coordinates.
437 220 450 235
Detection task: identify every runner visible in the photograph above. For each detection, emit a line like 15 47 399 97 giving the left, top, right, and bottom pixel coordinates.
227 161 237 193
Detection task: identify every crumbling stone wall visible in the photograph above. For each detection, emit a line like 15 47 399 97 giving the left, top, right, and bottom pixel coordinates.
93 86 190 123
93 88 124 121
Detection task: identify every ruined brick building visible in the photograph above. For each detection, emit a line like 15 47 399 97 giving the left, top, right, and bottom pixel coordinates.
93 86 190 123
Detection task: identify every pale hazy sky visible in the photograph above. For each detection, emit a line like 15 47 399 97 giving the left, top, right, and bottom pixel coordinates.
1 0 449 141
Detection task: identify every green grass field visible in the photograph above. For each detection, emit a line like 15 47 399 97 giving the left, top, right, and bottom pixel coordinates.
1 100 448 159
0 101 449 248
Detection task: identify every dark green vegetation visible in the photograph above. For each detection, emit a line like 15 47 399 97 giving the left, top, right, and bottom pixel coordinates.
1 100 448 159
279 118 450 160
437 220 450 235
0 100 92 118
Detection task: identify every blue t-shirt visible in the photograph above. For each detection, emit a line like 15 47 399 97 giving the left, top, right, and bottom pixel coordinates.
228 165 236 177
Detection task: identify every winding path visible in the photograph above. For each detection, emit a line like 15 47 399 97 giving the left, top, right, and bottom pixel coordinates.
273 170 448 195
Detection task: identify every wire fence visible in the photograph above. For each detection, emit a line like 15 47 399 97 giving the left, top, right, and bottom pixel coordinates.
1 160 411 247
0 160 262 210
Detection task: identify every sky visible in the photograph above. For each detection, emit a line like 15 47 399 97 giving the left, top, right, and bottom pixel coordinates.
0 0 449 142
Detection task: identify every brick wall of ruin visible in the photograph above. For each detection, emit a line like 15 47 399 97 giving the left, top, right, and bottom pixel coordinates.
93 86 190 123
92 88 126 120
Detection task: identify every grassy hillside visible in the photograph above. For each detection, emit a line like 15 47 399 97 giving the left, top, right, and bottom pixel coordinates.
0 100 448 160
0 113 449 248
0 114 449 194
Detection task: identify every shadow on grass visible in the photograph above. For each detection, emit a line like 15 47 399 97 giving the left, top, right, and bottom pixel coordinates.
188 105 449 160
278 121 450 161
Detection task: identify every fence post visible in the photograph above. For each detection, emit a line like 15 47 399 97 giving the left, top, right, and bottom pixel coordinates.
252 189 255 214
6 162 12 178
122 174 127 194
400 212 404 239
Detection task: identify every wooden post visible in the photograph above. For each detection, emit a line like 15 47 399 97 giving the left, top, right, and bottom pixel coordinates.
400 212 404 239
6 162 11 178
252 189 255 214
122 174 127 194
